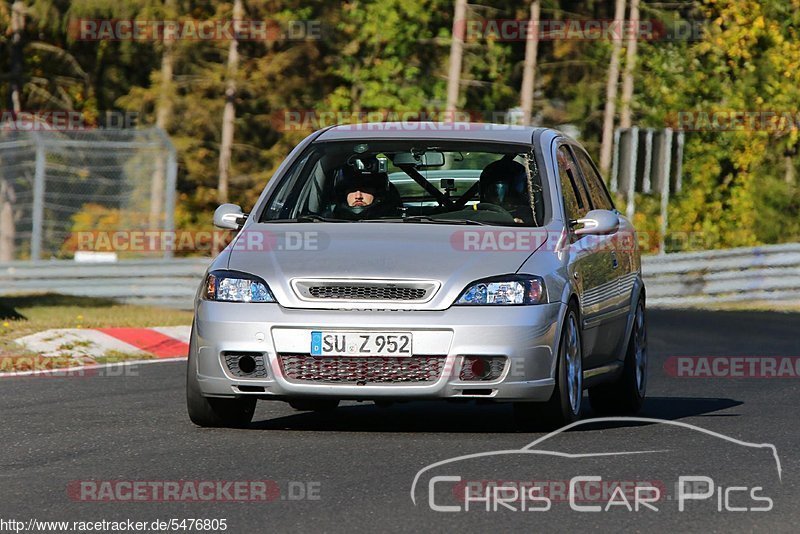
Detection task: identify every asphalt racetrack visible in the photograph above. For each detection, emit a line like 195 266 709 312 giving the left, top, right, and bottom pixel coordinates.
2 309 798 532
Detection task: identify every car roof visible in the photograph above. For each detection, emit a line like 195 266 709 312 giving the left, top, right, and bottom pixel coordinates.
315 122 558 145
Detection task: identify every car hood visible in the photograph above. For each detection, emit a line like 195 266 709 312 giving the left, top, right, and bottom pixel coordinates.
225 222 547 310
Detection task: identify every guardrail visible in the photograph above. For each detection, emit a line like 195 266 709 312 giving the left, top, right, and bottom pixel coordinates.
0 258 208 310
1 243 799 309
642 243 800 307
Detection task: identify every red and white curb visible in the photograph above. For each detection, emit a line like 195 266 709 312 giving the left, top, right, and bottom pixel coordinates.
9 326 191 374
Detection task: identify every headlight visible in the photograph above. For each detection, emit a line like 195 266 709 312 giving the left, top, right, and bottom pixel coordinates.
455 275 546 305
204 271 276 302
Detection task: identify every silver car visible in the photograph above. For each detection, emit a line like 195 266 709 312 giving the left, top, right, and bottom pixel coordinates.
187 124 647 429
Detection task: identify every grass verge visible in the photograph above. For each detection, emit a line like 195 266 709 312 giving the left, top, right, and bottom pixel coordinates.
1 293 192 372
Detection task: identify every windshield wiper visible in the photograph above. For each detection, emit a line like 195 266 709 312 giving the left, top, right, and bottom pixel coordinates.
368 216 488 226
269 215 351 223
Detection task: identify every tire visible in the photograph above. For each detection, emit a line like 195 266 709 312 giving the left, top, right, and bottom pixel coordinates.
514 304 583 431
186 330 256 428
288 399 340 412
589 297 647 415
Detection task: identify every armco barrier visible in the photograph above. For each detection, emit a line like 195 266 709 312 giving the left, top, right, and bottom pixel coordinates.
0 258 208 309
641 243 800 307
1 243 799 309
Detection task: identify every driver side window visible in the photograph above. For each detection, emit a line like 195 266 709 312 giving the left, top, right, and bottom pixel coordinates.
262 153 312 220
557 145 590 221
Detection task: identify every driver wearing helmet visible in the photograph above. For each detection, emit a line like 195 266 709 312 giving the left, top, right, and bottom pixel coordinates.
333 160 390 220
479 156 533 224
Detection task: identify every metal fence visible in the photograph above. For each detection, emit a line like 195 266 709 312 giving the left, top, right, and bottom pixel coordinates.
0 258 205 310
610 127 685 254
642 243 800 307
1 243 799 310
0 128 177 261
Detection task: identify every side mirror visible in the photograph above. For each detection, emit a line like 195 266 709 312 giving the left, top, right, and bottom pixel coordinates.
572 209 619 236
213 203 247 230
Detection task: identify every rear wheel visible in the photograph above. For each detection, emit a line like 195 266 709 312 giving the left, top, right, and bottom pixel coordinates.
589 297 647 415
186 331 256 428
288 399 340 412
514 304 583 431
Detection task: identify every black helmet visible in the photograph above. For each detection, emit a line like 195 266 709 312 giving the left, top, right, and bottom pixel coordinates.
479 157 529 208
334 157 390 220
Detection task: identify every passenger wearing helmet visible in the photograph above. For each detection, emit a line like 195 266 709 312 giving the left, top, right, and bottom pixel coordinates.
479 156 533 224
332 161 390 220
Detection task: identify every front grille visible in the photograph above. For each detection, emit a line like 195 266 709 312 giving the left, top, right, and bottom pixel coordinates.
292 279 439 303
278 354 446 383
307 285 427 301
222 352 269 379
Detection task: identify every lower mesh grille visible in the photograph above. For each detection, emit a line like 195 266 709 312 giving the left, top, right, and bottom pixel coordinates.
222 352 268 379
278 354 446 383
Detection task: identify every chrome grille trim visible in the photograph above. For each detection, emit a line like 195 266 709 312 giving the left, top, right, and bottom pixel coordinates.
291 279 440 303
278 354 446 384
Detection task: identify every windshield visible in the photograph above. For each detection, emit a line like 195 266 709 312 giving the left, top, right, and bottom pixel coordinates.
259 140 546 226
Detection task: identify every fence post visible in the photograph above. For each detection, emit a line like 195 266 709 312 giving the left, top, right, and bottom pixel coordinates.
610 128 621 192
31 133 46 261
625 126 639 221
163 138 178 260
658 128 673 255
642 128 653 193
673 131 684 194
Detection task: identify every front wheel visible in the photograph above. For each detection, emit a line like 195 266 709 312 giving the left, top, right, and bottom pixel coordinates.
588 297 647 415
514 304 583 431
186 331 256 428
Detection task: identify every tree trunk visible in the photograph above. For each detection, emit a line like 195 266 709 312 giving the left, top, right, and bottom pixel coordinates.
598 0 627 177
519 1 541 126
445 0 467 119
0 1 25 261
217 0 244 204
9 1 24 114
150 0 176 229
619 0 640 128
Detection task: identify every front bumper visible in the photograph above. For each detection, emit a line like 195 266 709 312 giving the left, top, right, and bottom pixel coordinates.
192 300 565 402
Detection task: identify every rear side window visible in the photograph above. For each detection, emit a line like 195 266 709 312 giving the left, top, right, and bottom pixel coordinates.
573 148 614 210
557 146 589 221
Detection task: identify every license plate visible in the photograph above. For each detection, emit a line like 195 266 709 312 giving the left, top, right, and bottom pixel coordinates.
310 331 412 357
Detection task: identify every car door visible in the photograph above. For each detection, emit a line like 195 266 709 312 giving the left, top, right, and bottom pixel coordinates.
571 145 632 357
556 144 618 366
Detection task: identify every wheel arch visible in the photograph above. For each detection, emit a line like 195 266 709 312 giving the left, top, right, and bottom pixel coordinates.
619 276 646 360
